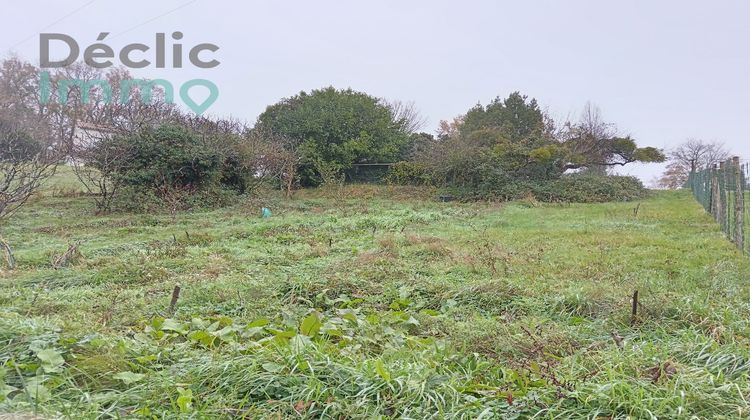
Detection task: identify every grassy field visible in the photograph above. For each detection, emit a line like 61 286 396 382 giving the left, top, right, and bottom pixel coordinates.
2 173 750 418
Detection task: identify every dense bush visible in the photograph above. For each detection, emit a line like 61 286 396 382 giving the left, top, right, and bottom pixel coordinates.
112 125 223 190
87 124 279 213
255 87 416 186
406 92 662 202
112 183 239 213
535 174 647 202
451 173 647 203
385 161 432 186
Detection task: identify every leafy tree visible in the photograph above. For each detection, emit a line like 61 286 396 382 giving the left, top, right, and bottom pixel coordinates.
461 92 547 144
256 87 415 185
447 92 563 181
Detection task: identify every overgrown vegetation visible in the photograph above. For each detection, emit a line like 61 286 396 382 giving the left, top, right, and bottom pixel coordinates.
255 87 421 187
2 174 749 417
0 55 720 418
444 173 649 202
402 94 663 201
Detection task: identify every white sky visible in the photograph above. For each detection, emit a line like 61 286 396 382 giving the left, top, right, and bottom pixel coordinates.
3 0 750 184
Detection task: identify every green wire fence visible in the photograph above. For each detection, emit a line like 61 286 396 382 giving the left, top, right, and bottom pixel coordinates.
689 157 748 256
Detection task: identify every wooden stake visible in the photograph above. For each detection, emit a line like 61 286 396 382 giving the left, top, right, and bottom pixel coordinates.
711 165 721 221
720 161 728 225
733 157 745 251
630 290 639 326
169 285 181 314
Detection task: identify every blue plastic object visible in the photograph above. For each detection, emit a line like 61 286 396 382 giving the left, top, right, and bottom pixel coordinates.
261 207 272 218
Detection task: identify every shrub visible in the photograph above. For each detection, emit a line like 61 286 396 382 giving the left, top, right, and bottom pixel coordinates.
93 124 263 213
535 174 647 203
449 174 647 203
113 183 239 214
255 87 415 186
114 125 223 190
385 161 432 186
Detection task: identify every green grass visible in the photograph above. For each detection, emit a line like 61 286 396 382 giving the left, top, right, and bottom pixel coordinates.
2 176 750 418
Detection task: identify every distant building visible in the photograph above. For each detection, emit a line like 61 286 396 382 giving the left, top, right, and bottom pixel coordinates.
67 122 120 165
73 122 119 149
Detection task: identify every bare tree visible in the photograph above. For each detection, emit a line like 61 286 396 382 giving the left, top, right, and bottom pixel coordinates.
657 161 689 190
178 118 301 197
388 100 427 134
70 129 132 213
95 67 178 131
44 63 178 151
0 58 59 201
50 63 179 213
658 139 730 189
561 102 618 174
558 102 664 172
0 57 64 268
240 128 300 197
670 138 729 173
0 119 57 219
0 118 59 268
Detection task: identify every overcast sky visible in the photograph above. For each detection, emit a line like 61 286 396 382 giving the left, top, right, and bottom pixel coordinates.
3 0 749 184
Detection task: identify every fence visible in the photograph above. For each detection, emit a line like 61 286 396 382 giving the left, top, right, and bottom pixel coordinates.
345 163 394 184
689 156 749 256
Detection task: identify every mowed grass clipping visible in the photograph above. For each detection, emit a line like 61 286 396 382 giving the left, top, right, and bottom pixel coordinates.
2 178 750 418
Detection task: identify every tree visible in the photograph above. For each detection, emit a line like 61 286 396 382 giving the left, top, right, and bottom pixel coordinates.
63 65 179 213
256 130 301 198
0 57 62 220
657 139 730 189
71 129 132 213
560 103 665 173
256 87 416 186
388 100 427 134
227 127 300 196
657 161 689 190
460 92 548 145
0 118 59 268
0 57 64 268
42 63 177 152
436 116 463 141
0 57 180 214
422 92 563 183
0 119 57 219
410 93 664 199
176 116 300 196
